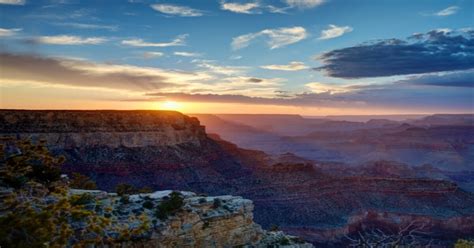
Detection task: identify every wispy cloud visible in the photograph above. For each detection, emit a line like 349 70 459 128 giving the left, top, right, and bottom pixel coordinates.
305 82 351 94
174 51 201 57
0 51 211 92
150 4 204 17
194 59 248 76
435 6 459 16
220 1 260 14
0 0 24 5
232 26 307 50
261 61 308 71
33 35 107 45
54 22 118 31
266 5 291 13
230 55 242 60
122 34 187 47
284 0 324 9
319 24 353 40
0 27 21 37
143 51 164 59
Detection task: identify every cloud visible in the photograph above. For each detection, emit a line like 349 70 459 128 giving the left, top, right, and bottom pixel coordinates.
398 70 474 88
315 29 474 78
174 51 201 57
0 27 21 37
135 76 473 111
266 5 291 13
54 22 118 31
284 0 324 9
0 0 24 5
32 35 107 45
319 24 353 40
230 55 242 60
260 61 308 71
0 51 212 92
143 51 164 59
435 6 459 16
220 1 260 14
232 26 307 50
305 82 351 93
150 4 203 17
0 51 284 99
122 34 187 47
194 60 248 76
145 75 283 98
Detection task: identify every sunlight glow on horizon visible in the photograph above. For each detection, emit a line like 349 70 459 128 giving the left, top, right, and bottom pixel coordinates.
159 101 183 111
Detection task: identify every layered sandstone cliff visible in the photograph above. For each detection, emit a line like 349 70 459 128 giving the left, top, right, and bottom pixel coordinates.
0 110 207 148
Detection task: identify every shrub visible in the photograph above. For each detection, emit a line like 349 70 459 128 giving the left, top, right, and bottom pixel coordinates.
1 139 64 189
155 191 184 220
70 172 97 190
138 186 154 193
212 198 221 209
270 224 279 231
142 200 154 209
70 193 95 206
455 239 474 248
279 237 290 245
116 183 136 196
0 139 109 247
120 195 130 204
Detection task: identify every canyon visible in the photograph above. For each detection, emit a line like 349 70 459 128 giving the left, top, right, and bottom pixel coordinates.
1 110 473 246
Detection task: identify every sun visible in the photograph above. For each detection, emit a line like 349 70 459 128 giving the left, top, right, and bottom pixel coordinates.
160 101 182 111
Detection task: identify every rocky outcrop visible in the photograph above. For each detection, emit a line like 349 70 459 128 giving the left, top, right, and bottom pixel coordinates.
70 189 313 247
0 110 207 148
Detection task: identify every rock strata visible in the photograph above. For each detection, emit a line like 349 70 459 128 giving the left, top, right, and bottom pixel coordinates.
69 189 313 247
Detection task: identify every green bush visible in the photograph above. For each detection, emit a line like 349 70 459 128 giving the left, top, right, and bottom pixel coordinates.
70 193 95 206
455 239 474 248
116 183 136 196
138 186 154 193
155 191 184 220
70 172 97 190
279 237 290 245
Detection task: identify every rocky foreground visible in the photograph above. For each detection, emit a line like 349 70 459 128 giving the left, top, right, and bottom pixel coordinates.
68 189 313 247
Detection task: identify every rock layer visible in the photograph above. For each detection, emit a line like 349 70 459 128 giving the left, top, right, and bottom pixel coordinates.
69 190 313 247
1 110 474 245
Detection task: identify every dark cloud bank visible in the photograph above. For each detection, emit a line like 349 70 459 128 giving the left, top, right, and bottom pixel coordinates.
315 29 474 78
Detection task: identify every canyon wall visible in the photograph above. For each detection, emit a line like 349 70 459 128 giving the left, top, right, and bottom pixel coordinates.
1 110 473 245
0 110 207 148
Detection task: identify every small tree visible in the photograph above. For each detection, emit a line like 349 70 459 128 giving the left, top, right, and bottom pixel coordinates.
0 139 149 247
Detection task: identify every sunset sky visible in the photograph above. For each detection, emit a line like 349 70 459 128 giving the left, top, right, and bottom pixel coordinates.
0 0 473 115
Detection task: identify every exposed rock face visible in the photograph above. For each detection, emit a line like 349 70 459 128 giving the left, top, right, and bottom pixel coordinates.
0 110 207 148
1 110 474 245
69 190 313 247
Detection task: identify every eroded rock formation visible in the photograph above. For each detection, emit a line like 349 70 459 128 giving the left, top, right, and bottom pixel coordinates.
1 110 473 245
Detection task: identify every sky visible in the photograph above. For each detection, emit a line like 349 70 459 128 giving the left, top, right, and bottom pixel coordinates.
0 0 473 115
